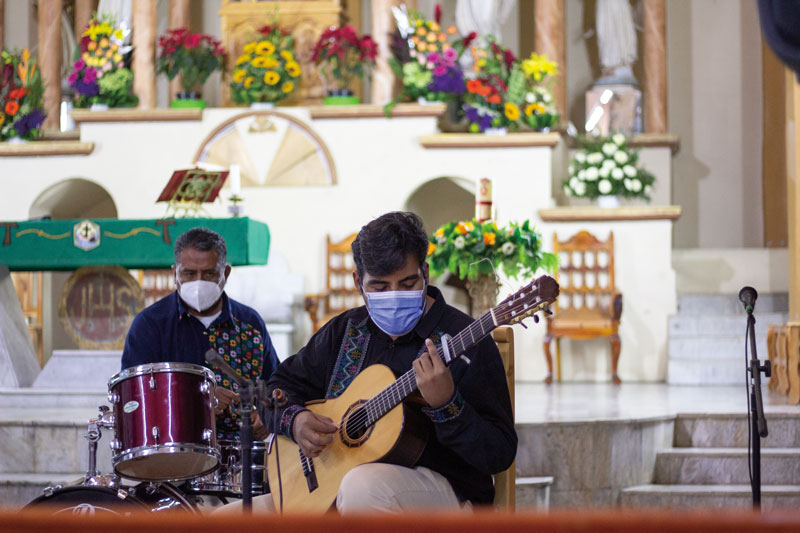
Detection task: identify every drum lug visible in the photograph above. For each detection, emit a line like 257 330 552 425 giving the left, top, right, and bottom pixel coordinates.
43 484 62 497
200 381 212 395
110 439 122 451
107 391 120 404
202 429 213 443
152 426 160 443
149 375 157 390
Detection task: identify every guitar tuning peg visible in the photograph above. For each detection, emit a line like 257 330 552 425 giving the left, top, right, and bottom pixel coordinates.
533 314 540 324
519 321 528 329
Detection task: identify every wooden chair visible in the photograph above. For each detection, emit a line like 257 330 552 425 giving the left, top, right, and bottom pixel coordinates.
492 326 515 509
543 231 623 384
304 233 361 333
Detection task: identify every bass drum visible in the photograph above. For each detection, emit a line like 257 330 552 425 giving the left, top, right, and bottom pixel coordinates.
23 483 197 516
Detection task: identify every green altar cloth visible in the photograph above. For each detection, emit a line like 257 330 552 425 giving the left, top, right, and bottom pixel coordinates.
0 217 269 271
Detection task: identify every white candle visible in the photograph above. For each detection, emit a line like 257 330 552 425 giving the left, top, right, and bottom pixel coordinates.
229 164 241 196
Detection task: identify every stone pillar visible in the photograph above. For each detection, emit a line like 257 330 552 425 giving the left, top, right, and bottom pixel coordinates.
534 0 566 119
788 73 800 321
74 0 98 37
0 267 41 387
168 0 190 101
132 0 157 109
642 0 667 133
38 0 62 131
370 0 417 105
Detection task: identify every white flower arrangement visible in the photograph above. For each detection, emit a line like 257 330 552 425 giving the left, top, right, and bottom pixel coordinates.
563 133 655 200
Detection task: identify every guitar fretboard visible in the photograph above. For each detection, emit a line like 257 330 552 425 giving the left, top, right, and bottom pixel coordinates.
359 312 497 427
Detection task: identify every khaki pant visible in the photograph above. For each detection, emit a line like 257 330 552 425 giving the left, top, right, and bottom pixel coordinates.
213 464 461 514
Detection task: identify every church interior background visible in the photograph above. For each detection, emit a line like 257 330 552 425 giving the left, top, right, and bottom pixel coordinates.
1 0 800 518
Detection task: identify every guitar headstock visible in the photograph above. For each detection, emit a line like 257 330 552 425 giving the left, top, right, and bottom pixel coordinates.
493 275 560 327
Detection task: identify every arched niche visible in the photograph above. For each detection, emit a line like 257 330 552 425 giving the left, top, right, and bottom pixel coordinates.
27 179 118 361
29 178 118 220
192 110 337 187
404 176 476 234
405 177 476 314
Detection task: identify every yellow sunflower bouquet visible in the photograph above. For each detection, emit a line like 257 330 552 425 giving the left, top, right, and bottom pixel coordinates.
230 24 301 105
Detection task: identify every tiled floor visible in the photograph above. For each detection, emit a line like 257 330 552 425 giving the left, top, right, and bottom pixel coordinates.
514 382 800 424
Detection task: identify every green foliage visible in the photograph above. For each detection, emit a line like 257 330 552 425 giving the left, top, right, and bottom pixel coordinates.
96 68 138 108
427 219 558 281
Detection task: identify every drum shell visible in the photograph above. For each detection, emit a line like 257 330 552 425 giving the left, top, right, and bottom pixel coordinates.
109 363 218 481
187 440 268 497
23 483 196 515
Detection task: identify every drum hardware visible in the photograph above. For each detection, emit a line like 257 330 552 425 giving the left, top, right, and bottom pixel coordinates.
149 367 157 390
200 381 211 395
43 485 62 497
107 391 120 404
203 429 213 443
152 426 160 444
84 406 119 485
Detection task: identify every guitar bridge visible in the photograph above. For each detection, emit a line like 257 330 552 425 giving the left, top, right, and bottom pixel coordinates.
298 449 318 493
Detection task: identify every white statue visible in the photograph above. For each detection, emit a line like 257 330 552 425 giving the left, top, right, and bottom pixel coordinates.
595 0 637 83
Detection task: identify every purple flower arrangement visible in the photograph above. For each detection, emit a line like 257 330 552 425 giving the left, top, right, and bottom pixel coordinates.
68 59 100 100
464 105 493 132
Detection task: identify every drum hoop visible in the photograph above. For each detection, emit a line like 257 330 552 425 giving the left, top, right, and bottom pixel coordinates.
109 362 216 389
113 444 221 482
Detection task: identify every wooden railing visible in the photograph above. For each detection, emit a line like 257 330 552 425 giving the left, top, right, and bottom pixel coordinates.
3 508 800 532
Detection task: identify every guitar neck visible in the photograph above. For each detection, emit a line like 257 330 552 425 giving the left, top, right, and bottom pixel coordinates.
361 311 497 425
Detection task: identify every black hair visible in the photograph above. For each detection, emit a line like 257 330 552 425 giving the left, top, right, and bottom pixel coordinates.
174 227 227 270
351 212 429 280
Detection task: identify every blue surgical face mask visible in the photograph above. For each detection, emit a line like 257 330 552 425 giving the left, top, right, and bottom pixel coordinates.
363 283 426 337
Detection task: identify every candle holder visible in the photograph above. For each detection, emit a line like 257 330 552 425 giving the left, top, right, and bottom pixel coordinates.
228 194 244 217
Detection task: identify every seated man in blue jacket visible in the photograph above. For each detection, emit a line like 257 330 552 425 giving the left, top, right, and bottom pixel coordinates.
122 227 280 441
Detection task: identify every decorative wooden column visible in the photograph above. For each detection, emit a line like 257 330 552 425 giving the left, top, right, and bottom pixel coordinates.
534 0 566 119
0 0 5 50
642 0 667 133
74 0 98 37
38 0 62 131
789 72 800 323
132 0 157 109
168 0 191 101
370 0 417 105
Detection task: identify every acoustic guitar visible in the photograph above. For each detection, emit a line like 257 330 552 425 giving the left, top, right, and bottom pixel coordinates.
266 275 559 512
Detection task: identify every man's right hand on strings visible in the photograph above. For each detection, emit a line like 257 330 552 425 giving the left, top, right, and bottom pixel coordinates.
292 411 337 457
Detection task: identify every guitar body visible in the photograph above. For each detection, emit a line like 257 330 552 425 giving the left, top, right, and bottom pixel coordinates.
266 363 428 513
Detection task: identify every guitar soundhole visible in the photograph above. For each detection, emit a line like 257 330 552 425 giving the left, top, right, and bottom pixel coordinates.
340 400 374 448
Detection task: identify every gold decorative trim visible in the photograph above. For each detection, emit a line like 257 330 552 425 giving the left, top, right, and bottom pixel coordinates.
104 227 163 239
538 205 682 222
15 229 71 239
0 141 95 156
309 103 447 119
70 108 203 123
419 132 561 149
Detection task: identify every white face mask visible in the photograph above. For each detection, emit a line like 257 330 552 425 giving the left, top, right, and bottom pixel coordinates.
178 276 224 312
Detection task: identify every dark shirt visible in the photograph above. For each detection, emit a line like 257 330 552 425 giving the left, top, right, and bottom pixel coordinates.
267 286 517 504
122 291 280 439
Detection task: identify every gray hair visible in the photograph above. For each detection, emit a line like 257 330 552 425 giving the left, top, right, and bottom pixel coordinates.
174 227 227 272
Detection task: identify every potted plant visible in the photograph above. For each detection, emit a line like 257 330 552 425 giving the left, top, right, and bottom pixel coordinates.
427 218 557 317
0 48 46 142
229 24 301 107
69 15 137 109
563 133 656 206
463 36 524 134
157 28 225 109
520 52 559 132
312 25 377 105
385 4 474 115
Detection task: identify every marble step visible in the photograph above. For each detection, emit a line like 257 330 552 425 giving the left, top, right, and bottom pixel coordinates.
0 410 115 475
0 472 85 509
620 484 800 509
667 357 748 385
668 336 767 359
668 313 786 338
515 476 553 509
0 388 108 408
654 448 800 485
674 413 800 448
677 293 788 315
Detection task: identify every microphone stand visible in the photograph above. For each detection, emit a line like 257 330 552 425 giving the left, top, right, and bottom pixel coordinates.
745 308 770 508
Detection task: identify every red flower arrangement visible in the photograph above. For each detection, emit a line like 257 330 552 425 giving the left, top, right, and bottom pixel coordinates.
312 25 377 97
156 28 226 97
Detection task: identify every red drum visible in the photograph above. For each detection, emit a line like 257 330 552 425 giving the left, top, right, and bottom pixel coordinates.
186 439 268 497
108 362 219 481
23 482 197 515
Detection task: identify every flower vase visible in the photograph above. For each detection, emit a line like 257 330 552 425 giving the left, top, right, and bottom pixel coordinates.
597 195 620 208
323 89 360 106
465 274 500 319
484 127 508 136
171 90 206 109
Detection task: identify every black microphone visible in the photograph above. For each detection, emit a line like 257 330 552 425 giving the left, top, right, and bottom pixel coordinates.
204 349 252 388
739 286 758 314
